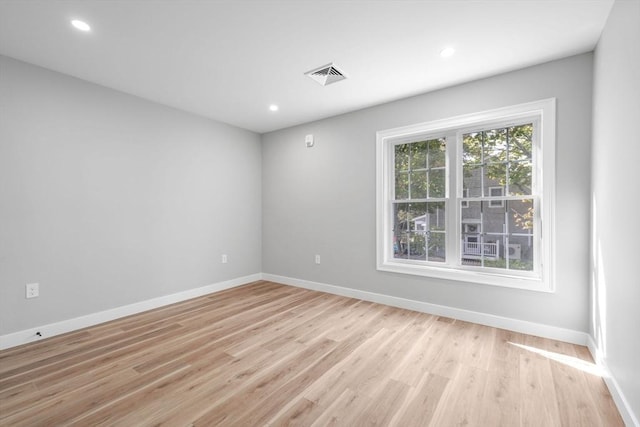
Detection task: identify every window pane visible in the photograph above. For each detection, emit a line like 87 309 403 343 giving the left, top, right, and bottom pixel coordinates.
461 200 481 264
395 144 409 172
458 126 538 272
428 138 446 168
393 203 409 258
410 141 427 170
394 233 409 259
409 232 426 260
508 161 532 196
410 171 427 199
463 132 483 165
482 201 506 235
428 232 446 262
395 171 408 199
483 165 506 198
393 203 410 231
507 235 534 271
426 201 446 231
410 203 427 226
461 200 481 225
482 235 507 270
429 168 446 198
507 199 534 235
407 202 426 233
409 203 427 259
408 202 446 263
463 165 482 197
484 128 508 164
508 198 535 270
476 200 534 272
508 124 533 163
462 233 491 266
481 201 506 267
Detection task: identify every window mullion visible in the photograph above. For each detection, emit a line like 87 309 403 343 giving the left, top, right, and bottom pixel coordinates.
446 131 458 267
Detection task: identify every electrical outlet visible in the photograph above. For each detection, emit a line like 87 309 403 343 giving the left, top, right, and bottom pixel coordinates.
222 254 228 264
315 255 321 264
26 283 39 299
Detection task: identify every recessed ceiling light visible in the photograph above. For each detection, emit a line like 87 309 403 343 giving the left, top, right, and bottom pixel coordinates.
269 105 279 112
71 19 91 32
440 47 455 58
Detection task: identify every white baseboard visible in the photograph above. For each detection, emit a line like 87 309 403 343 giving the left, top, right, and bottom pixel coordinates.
1 272 586 350
587 336 639 427
262 273 589 346
0 273 261 350
0 271 588 349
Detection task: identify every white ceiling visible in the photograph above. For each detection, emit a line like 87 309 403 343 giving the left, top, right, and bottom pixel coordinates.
0 0 613 134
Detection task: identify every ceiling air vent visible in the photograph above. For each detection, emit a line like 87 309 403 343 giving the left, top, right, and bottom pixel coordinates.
305 63 347 86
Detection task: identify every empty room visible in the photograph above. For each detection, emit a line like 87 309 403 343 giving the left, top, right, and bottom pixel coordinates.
0 0 638 425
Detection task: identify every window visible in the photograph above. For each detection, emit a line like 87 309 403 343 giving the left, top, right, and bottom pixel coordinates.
376 99 556 291
392 137 447 263
461 188 469 208
488 187 504 208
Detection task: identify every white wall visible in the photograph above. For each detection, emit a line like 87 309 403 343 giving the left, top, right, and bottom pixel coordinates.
0 56 262 334
262 53 593 333
591 0 640 423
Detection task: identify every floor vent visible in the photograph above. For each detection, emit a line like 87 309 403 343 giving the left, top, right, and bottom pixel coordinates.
305 63 347 86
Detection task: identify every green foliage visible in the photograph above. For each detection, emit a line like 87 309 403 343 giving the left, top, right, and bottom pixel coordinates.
462 124 533 195
394 138 446 200
462 124 535 232
394 125 537 266
512 201 534 231
482 258 533 271
411 234 426 256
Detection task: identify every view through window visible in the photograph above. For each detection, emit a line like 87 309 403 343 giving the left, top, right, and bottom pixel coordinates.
377 99 555 291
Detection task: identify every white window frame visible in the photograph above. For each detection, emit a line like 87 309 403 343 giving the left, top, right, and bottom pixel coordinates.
376 99 556 292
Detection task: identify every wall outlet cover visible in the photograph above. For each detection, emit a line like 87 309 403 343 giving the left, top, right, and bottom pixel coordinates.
26 283 39 299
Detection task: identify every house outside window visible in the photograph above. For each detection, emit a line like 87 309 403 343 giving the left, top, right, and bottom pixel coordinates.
461 188 469 208
376 99 556 291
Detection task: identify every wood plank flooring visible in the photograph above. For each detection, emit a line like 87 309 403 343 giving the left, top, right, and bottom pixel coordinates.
0 281 624 426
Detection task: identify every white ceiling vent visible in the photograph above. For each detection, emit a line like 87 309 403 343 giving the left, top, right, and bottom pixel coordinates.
305 63 347 86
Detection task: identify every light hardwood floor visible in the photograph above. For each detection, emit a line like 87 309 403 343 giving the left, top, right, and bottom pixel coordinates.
0 281 623 426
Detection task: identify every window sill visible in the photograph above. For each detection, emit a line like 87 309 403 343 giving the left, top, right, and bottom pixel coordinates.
377 260 553 293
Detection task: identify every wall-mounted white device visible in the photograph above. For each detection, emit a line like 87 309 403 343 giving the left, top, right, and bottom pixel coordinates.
305 134 314 148
26 283 39 299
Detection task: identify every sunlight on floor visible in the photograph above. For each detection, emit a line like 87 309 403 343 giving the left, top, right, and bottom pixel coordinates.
508 342 606 377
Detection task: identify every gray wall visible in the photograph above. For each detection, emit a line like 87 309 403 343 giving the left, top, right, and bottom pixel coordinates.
262 53 593 332
0 56 262 334
592 0 640 420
